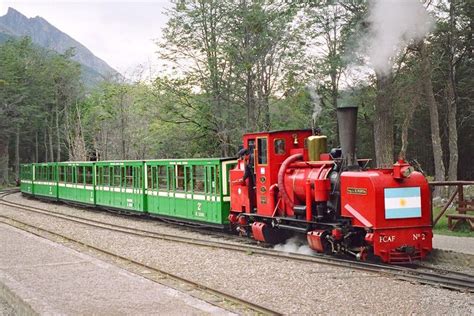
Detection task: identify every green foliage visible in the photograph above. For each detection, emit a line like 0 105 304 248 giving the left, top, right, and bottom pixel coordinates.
0 36 83 176
1 0 472 185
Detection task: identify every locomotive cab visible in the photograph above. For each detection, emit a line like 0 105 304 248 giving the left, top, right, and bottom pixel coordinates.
230 129 313 216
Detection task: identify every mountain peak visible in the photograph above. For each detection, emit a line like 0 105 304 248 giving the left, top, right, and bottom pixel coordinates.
6 7 26 17
0 7 120 83
5 7 31 24
3 7 29 25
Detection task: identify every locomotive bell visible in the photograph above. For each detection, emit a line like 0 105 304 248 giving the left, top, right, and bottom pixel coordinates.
336 106 358 167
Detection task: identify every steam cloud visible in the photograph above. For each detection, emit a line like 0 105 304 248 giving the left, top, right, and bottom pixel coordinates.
361 0 434 75
306 85 321 130
274 236 314 255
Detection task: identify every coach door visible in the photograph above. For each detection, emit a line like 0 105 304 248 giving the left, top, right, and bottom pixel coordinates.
206 165 219 221
133 165 143 211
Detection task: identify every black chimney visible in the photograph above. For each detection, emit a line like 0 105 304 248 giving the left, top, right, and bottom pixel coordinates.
337 106 358 167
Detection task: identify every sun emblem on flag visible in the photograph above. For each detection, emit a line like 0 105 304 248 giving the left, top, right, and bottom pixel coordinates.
399 198 407 207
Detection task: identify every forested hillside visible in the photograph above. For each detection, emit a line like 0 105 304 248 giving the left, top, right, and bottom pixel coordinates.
0 0 472 188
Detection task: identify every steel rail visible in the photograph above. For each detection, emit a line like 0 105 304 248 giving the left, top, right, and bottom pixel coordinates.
0 214 280 316
1 190 473 293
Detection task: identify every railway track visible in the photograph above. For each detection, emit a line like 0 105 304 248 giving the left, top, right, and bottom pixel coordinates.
1 189 474 293
0 189 279 315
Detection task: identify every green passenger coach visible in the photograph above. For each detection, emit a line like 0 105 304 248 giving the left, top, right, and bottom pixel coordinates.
33 162 57 199
20 164 34 195
95 161 145 212
145 158 237 225
19 157 237 227
58 162 95 204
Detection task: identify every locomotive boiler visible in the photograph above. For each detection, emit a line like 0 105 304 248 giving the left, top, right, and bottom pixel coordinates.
229 106 433 263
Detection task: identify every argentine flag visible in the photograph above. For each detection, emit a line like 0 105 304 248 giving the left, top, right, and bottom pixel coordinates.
384 187 422 219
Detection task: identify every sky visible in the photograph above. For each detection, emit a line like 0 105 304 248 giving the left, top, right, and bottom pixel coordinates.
0 0 172 76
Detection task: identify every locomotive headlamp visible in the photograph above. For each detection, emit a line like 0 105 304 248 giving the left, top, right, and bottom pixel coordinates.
402 165 414 178
393 159 413 180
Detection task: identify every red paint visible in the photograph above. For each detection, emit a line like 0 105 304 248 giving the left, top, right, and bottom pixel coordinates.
314 178 330 202
364 233 374 244
238 216 248 226
278 153 303 215
332 228 343 240
340 167 432 263
305 180 312 222
229 129 433 264
307 230 327 253
251 222 266 242
228 213 238 224
229 160 250 213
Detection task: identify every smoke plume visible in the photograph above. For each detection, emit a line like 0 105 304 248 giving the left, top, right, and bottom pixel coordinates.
361 0 434 75
306 85 321 131
274 236 314 255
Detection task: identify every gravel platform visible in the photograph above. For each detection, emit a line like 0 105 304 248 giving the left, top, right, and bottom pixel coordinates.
0 297 15 316
0 222 231 315
433 234 474 255
1 193 473 314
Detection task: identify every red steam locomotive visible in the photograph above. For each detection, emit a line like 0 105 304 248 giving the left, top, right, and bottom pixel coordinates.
228 106 432 264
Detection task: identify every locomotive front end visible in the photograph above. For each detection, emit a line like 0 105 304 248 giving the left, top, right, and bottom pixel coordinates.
340 163 433 263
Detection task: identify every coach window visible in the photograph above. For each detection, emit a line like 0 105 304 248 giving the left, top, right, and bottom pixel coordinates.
125 166 133 188
147 166 153 189
112 166 121 187
135 166 142 189
274 139 286 155
158 166 167 190
85 166 93 185
99 166 109 186
257 138 268 165
185 167 192 192
59 166 65 182
96 167 101 185
66 166 73 183
209 167 220 195
193 165 205 193
176 165 185 191
215 168 220 194
77 166 84 184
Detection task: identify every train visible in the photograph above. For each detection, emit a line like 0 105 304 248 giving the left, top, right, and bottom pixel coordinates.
19 106 433 264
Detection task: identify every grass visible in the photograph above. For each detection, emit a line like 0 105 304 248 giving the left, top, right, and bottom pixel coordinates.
432 205 473 237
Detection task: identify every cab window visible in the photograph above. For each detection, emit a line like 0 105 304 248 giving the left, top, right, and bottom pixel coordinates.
257 138 268 165
274 139 286 155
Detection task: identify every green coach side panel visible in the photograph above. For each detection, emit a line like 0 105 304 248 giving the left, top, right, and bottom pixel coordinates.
95 161 145 212
145 158 237 225
20 164 34 194
57 162 95 205
33 162 58 200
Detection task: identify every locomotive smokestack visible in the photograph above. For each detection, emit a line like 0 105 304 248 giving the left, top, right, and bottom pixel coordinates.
337 106 358 167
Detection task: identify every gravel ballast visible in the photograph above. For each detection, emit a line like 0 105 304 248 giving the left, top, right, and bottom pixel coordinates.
0 296 15 316
1 193 473 314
